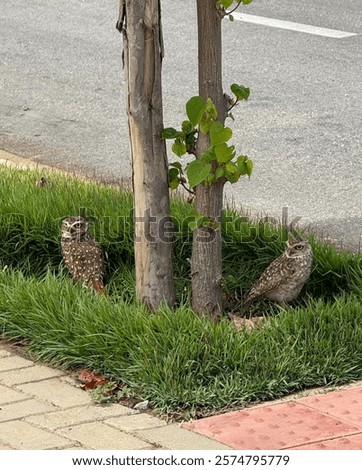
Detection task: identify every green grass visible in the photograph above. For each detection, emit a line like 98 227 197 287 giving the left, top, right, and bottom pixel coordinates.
0 269 361 417
0 165 361 417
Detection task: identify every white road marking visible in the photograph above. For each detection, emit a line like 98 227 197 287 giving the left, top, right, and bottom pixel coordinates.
231 12 358 39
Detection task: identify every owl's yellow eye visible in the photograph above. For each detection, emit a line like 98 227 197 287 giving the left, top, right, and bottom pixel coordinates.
295 245 304 250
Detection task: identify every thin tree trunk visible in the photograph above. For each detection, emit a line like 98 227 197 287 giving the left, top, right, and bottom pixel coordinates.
117 0 175 309
191 0 228 319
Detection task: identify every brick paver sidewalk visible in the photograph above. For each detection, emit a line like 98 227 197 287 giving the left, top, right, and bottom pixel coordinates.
1 342 362 450
0 345 228 450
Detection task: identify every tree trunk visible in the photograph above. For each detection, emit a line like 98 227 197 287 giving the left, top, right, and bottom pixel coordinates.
117 0 175 309
191 0 228 319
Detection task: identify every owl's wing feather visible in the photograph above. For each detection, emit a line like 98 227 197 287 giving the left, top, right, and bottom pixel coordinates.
87 240 105 277
244 256 295 305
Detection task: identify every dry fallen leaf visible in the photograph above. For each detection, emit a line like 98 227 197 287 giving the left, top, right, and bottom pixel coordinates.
77 368 108 390
228 313 265 332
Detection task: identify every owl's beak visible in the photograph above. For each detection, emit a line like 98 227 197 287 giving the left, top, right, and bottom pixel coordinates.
61 231 73 239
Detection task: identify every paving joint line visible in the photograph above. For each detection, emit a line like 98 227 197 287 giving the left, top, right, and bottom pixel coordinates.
295 401 362 430
0 364 36 372
0 407 62 425
103 418 167 434
1 374 68 387
0 396 34 407
283 430 362 450
23 409 140 432
20 417 80 445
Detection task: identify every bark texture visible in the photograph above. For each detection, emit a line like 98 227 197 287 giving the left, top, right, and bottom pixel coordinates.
191 0 228 318
117 0 175 309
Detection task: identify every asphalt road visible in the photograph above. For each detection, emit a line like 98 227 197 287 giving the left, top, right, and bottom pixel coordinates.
0 0 361 249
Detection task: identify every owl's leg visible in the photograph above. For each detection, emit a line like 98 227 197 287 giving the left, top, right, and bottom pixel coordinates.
91 279 107 296
242 300 253 318
276 300 287 309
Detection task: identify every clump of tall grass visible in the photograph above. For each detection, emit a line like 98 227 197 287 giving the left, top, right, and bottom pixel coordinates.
0 165 361 304
0 268 361 416
0 165 361 416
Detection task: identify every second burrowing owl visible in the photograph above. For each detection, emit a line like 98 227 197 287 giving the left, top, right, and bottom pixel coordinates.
61 216 106 295
243 238 313 310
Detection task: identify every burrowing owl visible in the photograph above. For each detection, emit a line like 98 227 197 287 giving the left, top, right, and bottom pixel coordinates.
61 216 106 295
243 238 313 311
36 176 47 187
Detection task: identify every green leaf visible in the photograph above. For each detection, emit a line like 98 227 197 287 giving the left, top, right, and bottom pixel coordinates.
205 173 216 184
236 156 253 178
200 147 216 163
225 162 237 174
216 0 234 8
236 155 248 175
214 143 235 163
186 96 206 127
168 168 179 180
237 155 247 165
170 161 183 171
215 166 225 180
169 179 179 190
182 120 194 134
210 122 233 145
162 127 179 139
188 220 198 231
205 98 218 120
225 162 241 183
185 131 197 150
200 116 213 134
246 159 253 177
168 168 179 190
186 160 212 188
230 83 250 101
172 141 187 157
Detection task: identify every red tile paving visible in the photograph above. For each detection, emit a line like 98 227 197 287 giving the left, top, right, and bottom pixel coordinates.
182 386 362 450
292 433 362 450
298 387 362 427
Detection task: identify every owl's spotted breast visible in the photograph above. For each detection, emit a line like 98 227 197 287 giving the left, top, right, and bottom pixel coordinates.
61 216 106 294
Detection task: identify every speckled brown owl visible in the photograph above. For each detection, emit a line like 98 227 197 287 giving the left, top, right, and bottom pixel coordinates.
243 238 313 311
61 216 106 295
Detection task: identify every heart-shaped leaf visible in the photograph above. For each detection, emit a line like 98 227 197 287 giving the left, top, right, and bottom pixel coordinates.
186 159 212 188
231 83 250 101
214 143 235 163
210 122 233 145
186 96 206 127
172 141 187 157
161 127 179 139
182 120 194 134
